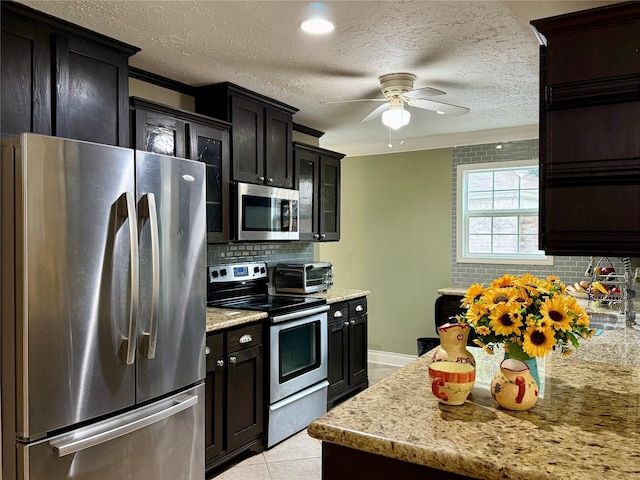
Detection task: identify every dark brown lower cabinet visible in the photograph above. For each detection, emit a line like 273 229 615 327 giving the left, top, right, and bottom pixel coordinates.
205 323 264 473
327 297 368 409
321 442 473 480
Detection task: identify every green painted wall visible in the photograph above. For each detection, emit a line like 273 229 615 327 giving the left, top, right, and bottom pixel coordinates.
318 148 452 356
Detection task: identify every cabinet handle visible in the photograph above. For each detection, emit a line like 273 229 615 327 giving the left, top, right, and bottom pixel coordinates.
229 356 237 364
313 234 320 239
319 234 326 239
350 320 356 325
333 311 343 318
258 176 265 181
205 346 211 355
216 359 224 368
268 177 274 183
355 305 364 312
239 334 253 344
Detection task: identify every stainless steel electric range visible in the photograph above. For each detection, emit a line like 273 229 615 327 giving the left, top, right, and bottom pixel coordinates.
207 262 329 447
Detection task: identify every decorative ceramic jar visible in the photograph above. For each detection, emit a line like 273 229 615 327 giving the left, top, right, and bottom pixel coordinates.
491 358 539 411
432 322 475 366
428 361 476 406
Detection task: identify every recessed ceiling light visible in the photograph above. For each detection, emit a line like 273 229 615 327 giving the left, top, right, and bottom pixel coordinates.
436 110 446 115
300 18 335 34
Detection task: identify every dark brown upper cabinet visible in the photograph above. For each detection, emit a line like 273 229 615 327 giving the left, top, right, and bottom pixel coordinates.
1 2 139 146
531 2 640 256
293 142 344 242
130 97 232 243
194 82 298 189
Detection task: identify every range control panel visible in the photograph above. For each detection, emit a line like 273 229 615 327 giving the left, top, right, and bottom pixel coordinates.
208 262 268 284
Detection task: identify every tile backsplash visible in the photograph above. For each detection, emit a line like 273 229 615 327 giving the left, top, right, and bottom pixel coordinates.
206 242 314 268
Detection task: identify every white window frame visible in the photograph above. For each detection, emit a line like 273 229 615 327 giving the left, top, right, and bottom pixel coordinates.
456 159 553 265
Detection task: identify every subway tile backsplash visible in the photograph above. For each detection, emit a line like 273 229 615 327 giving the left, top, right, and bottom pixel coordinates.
206 242 314 268
450 139 640 288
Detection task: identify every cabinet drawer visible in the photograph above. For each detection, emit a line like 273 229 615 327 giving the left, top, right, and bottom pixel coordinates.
329 303 348 322
227 323 263 351
348 297 367 317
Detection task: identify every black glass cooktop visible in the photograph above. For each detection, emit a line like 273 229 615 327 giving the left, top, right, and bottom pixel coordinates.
209 294 326 316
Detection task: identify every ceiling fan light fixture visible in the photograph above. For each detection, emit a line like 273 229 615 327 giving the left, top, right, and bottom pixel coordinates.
300 18 335 34
381 108 410 130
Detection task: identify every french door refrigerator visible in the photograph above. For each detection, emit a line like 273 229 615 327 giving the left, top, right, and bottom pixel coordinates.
1 133 206 480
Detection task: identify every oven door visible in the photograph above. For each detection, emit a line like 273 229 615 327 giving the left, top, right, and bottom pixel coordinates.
269 306 329 404
237 182 299 241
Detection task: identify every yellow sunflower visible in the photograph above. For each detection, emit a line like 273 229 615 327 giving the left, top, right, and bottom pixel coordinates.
522 325 556 357
515 274 551 296
461 283 485 307
465 303 488 325
481 287 515 308
511 287 533 308
540 296 573 332
489 303 523 336
490 274 517 288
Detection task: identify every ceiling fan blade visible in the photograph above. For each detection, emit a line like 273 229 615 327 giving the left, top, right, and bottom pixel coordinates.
403 86 446 98
411 98 470 116
321 98 387 105
360 102 390 122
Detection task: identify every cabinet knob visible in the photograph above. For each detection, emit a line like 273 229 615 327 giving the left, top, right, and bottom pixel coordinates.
258 176 265 181
344 321 350 327
333 311 343 318
229 356 237 364
319 234 326 240
205 346 211 355
355 305 364 312
239 334 253 344
216 359 224 367
267 177 274 183
313 234 320 239
350 319 356 325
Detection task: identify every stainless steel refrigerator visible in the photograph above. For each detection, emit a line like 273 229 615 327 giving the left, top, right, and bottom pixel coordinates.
1 134 206 479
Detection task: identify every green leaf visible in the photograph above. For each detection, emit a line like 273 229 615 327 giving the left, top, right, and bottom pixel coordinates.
504 342 533 361
567 332 580 349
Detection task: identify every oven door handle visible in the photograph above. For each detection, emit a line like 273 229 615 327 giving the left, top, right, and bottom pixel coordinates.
270 305 329 323
268 381 329 411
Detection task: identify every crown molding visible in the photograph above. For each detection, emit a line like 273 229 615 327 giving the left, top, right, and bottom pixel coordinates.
321 125 539 157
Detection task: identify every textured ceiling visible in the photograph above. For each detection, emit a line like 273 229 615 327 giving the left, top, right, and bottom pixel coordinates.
18 0 619 155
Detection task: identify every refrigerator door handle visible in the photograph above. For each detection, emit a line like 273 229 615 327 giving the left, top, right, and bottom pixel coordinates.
117 192 140 365
50 393 198 457
138 192 160 359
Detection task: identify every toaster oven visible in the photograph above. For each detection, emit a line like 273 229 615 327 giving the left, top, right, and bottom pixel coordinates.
274 262 333 294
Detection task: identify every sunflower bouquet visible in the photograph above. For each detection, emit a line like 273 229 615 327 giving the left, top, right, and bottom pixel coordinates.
459 273 596 360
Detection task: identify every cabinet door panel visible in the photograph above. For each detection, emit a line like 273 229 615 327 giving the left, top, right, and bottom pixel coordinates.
190 123 231 243
1 17 52 137
55 35 130 146
295 150 320 241
226 345 264 452
327 319 348 398
231 97 264 184
134 110 186 158
205 334 224 465
349 314 368 387
265 108 293 188
320 157 341 241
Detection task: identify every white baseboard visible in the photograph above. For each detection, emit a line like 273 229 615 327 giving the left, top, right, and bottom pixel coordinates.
367 349 417 368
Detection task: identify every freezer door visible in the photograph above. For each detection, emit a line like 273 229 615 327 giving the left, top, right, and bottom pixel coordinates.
135 151 206 402
19 384 204 480
4 134 137 439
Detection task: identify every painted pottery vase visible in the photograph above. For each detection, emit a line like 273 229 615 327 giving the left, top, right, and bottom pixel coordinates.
491 358 539 411
431 322 476 367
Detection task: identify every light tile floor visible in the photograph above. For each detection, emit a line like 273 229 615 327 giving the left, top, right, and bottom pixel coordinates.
209 362 401 480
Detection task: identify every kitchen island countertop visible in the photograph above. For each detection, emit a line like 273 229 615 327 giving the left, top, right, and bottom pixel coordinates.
206 288 370 333
308 327 640 479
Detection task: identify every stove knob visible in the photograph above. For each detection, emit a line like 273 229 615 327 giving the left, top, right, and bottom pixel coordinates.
212 271 219 278
220 268 227 277
254 266 260 274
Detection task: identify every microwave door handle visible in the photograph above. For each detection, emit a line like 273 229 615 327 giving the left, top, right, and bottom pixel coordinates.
281 200 290 231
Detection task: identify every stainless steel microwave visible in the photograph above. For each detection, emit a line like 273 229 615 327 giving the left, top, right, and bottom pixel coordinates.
236 182 299 241
274 262 334 294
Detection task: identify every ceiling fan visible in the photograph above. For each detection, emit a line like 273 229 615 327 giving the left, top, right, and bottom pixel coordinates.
324 73 470 129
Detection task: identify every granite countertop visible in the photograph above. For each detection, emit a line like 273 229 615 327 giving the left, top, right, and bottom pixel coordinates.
308 327 640 479
206 288 370 333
